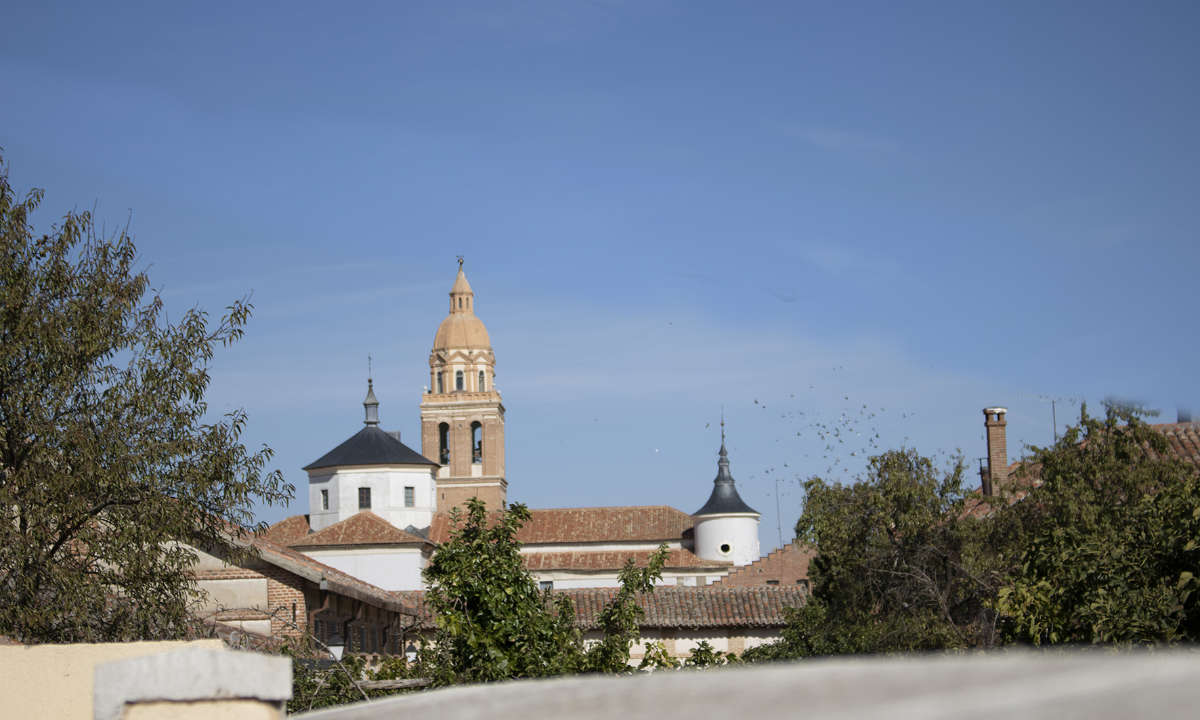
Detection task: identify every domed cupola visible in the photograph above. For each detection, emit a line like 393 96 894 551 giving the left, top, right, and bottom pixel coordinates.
693 421 761 566
432 261 492 352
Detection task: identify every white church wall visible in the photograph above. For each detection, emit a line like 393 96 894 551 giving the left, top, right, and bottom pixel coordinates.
530 569 723 590
299 546 426 592
307 465 437 533
581 627 785 662
307 470 338 532
694 513 760 566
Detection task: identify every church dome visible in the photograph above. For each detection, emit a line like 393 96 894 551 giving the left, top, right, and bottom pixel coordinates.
433 262 492 351
433 312 492 351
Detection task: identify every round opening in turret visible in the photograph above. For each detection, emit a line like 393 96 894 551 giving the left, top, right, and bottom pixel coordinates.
719 543 731 554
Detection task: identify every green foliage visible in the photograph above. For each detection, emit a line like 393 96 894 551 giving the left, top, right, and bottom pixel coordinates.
584 542 669 673
416 499 582 684
287 651 424 714
0 156 293 642
637 640 679 671
416 498 669 686
996 403 1200 645
682 640 738 668
749 404 1200 662
778 449 997 657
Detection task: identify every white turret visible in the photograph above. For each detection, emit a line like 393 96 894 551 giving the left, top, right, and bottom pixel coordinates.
692 422 760 566
304 378 439 533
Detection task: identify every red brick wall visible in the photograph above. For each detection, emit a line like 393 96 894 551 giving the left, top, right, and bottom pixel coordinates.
710 542 814 588
260 565 309 638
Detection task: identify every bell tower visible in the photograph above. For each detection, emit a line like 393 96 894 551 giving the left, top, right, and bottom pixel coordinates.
419 259 507 510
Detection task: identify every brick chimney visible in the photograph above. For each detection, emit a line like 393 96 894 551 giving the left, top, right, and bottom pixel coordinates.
983 407 1008 495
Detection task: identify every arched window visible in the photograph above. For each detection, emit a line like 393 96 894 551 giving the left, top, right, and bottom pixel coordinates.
455 370 464 391
436 372 443 394
471 421 482 464
478 370 485 392
438 422 450 464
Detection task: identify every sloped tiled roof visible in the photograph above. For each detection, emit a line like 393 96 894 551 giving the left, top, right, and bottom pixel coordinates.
261 514 312 545
304 426 437 471
1151 421 1200 466
522 548 729 572
389 585 805 631
290 511 431 549
564 586 806 629
224 532 418 616
429 506 695 545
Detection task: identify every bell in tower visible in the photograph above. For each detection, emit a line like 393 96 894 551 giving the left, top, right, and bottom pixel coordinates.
419 259 507 510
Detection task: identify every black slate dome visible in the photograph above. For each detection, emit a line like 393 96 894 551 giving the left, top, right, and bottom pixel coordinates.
304 378 438 471
304 425 437 471
694 438 758 516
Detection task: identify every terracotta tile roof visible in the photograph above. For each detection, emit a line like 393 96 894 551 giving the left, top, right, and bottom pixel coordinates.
564 586 806 629
290 511 431 549
522 548 730 572
261 514 312 545
1151 421 1200 466
221 530 418 616
710 542 815 587
389 585 805 631
429 505 694 545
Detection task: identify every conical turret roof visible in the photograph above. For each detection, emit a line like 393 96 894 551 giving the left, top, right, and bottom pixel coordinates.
694 432 759 516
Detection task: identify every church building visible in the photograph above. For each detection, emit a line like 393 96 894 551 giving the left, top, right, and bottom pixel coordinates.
261 261 791 593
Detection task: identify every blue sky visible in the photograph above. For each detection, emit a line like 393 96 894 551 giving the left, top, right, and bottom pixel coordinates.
3 1 1197 551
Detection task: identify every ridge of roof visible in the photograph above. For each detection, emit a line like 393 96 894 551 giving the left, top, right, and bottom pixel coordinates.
291 511 432 548
428 505 695 545
261 514 312 546
522 548 731 572
388 585 806 631
304 425 437 471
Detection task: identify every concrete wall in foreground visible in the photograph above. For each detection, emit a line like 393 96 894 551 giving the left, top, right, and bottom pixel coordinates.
293 651 1200 720
0 639 223 720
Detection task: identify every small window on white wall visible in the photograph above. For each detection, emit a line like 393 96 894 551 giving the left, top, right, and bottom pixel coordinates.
404 486 415 507
539 581 553 591
321 489 329 510
358 487 371 509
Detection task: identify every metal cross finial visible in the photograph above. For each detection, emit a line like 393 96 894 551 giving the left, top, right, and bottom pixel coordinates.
720 405 726 444
457 255 464 270
368 353 373 382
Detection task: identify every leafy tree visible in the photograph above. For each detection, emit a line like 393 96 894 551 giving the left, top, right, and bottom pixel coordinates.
682 640 739 668
747 404 1200 662
747 449 1002 660
996 403 1200 645
583 540 670 673
416 498 668 686
636 640 679 671
0 156 293 642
